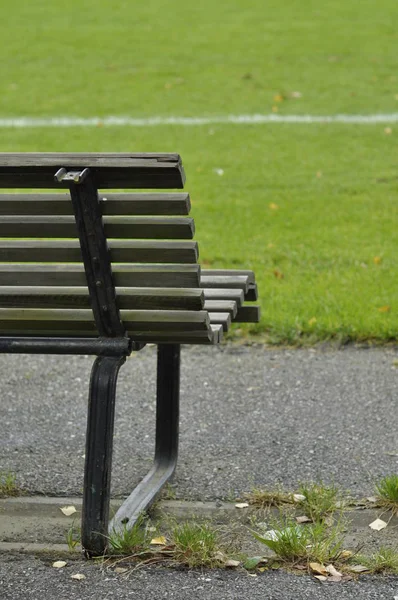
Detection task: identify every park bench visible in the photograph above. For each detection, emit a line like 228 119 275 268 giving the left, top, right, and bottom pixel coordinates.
0 153 260 555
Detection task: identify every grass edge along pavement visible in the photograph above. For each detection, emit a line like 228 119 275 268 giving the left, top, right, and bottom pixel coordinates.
3 479 398 583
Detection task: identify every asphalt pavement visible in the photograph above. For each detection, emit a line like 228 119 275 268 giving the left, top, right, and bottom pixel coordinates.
1 344 398 598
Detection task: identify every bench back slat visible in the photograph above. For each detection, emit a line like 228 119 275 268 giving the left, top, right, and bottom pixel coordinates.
0 193 191 216
0 264 201 288
0 240 198 264
0 287 204 311
0 153 185 189
0 216 195 240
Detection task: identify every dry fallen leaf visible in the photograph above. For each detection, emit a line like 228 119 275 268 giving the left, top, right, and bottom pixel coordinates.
378 306 391 313
296 515 312 524
71 574 86 581
348 564 370 573
366 496 378 503
60 506 77 517
150 536 167 545
339 550 353 560
235 502 249 509
293 494 306 503
114 567 128 574
269 203 279 210
225 559 240 568
52 561 67 569
309 562 328 575
314 575 328 582
369 518 387 531
326 564 342 578
273 269 284 279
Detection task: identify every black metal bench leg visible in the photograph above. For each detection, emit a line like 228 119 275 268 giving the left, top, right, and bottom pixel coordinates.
109 343 180 533
82 354 126 556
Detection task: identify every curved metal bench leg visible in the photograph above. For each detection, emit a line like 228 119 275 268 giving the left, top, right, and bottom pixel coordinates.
109 343 180 534
82 354 126 556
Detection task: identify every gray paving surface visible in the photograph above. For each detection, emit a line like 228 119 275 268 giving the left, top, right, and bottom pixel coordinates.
1 554 398 600
1 345 398 499
2 344 398 599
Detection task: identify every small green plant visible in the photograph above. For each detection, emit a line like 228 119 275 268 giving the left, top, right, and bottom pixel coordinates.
352 547 398 574
245 486 293 508
171 521 220 568
65 521 80 551
375 475 398 512
0 471 20 498
297 481 343 522
252 516 345 564
108 514 151 555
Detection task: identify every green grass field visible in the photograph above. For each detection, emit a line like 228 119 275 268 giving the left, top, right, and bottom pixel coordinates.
1 0 398 344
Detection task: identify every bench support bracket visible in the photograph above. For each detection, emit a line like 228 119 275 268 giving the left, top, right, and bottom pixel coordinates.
108 344 180 537
81 353 126 556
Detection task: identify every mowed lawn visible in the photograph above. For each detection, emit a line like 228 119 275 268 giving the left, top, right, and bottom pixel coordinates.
1 0 398 344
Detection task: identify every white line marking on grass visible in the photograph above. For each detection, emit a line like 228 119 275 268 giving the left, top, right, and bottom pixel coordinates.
1 114 398 127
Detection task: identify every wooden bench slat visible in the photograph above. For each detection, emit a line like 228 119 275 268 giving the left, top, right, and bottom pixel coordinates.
0 308 210 333
208 312 231 331
0 264 200 288
203 269 255 284
0 153 185 189
245 283 258 301
203 300 237 317
0 287 204 310
0 216 195 240
0 240 198 264
200 274 249 293
203 289 244 307
0 193 191 216
234 305 261 323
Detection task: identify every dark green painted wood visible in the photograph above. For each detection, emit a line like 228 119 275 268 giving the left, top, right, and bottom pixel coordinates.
245 283 258 301
208 312 231 331
234 305 261 323
0 193 191 216
0 308 210 332
203 288 244 306
200 274 249 292
0 264 200 287
0 240 198 264
0 153 185 189
0 287 204 310
203 269 255 284
0 216 195 239
203 300 237 317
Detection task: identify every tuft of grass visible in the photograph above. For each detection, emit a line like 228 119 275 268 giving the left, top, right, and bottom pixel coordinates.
108 514 151 555
352 547 398 574
245 486 293 509
297 481 343 522
375 475 398 512
252 516 345 565
65 521 80 551
0 471 20 498
171 521 221 568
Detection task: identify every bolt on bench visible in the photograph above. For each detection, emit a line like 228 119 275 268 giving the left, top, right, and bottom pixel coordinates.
0 153 260 555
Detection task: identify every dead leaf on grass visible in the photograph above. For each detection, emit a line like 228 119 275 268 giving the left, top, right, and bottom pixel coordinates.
235 502 249 509
326 564 342 578
348 564 370 573
293 494 306 503
71 574 86 581
150 536 167 545
296 515 312 524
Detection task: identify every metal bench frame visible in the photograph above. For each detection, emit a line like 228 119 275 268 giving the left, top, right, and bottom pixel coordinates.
0 154 260 556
